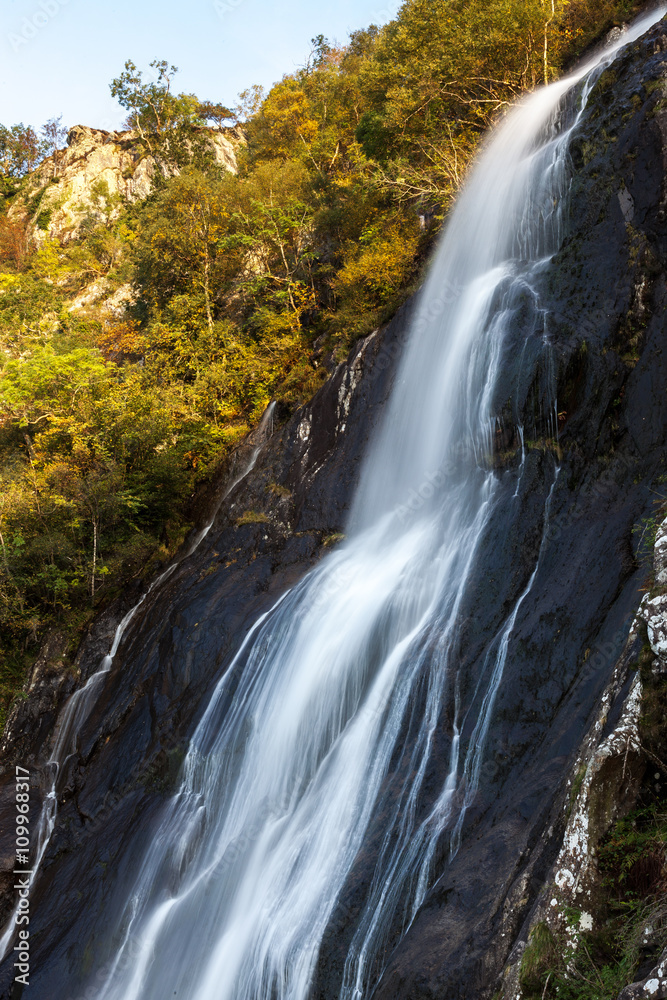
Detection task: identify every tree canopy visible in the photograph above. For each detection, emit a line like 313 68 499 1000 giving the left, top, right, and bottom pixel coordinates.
110 59 211 166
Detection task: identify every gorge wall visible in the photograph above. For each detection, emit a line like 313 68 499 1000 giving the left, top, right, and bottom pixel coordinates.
2 15 667 1000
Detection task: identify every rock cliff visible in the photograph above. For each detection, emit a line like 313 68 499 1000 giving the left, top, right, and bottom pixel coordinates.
2 16 667 1000
8 123 240 244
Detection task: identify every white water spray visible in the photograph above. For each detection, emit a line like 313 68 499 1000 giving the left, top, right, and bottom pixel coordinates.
25 11 667 999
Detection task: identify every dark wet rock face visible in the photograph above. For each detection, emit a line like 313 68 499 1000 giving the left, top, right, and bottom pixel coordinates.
4 20 667 1000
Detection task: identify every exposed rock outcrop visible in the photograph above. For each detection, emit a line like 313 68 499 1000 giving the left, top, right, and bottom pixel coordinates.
8 123 240 243
619 949 667 1000
69 277 136 316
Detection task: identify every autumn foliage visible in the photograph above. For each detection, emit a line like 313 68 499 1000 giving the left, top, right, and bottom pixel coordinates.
0 0 643 722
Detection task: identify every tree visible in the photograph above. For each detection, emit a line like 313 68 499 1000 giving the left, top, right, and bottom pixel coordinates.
133 169 235 329
0 215 31 271
41 115 68 180
224 160 318 334
234 85 266 123
245 79 319 162
110 59 206 166
304 34 332 74
0 124 45 179
559 0 642 65
197 101 234 129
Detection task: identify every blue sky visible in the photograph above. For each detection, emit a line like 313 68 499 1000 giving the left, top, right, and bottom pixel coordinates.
0 0 400 132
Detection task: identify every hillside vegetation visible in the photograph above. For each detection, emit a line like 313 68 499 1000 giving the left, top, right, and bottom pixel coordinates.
0 0 644 724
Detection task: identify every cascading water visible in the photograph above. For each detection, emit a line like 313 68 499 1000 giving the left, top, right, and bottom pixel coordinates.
0 404 275 964
33 10 667 1000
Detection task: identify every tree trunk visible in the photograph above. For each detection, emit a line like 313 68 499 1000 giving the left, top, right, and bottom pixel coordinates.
0 527 24 611
22 432 36 464
92 519 98 602
204 247 213 332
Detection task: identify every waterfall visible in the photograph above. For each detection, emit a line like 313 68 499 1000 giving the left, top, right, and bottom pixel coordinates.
33 9 667 1000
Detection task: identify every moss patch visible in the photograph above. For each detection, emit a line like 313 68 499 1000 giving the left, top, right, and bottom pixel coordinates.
236 511 271 526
